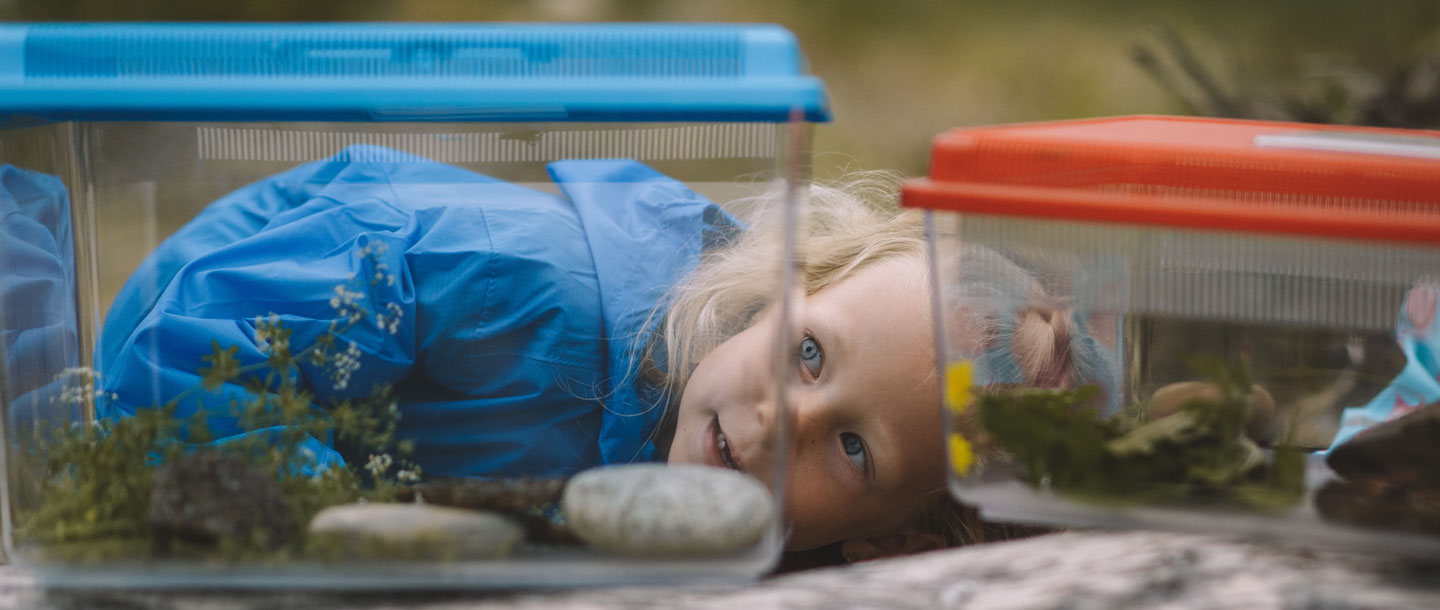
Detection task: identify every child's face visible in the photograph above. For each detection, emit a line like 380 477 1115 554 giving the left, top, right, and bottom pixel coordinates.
668 256 945 550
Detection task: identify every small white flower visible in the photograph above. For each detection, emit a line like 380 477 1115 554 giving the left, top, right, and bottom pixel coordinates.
381 303 404 335
330 341 363 391
365 453 394 477
52 367 101 410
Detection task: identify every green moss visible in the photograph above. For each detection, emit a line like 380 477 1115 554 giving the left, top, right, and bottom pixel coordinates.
975 358 1306 512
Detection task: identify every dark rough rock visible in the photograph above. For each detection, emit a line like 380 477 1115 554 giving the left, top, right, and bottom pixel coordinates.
1326 403 1440 486
1315 478 1440 537
399 477 578 545
148 450 292 549
512 514 584 547
1322 403 1440 536
401 477 567 514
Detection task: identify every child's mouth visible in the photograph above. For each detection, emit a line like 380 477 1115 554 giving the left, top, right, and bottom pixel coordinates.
710 415 744 472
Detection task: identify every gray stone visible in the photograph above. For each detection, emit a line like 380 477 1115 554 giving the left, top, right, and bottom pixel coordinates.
562 464 773 555
307 503 525 559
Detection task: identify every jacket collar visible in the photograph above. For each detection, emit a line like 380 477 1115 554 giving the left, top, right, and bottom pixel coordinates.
549 160 742 465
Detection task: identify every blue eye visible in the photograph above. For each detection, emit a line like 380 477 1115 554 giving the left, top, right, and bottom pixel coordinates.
841 432 867 473
798 335 823 378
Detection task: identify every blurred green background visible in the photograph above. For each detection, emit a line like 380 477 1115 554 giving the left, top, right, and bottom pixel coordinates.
4 0 1438 179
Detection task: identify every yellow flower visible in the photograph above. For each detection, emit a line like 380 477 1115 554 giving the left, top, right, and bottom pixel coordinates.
945 360 974 414
949 433 975 475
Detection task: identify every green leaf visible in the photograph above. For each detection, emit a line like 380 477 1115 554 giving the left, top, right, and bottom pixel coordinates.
199 341 241 391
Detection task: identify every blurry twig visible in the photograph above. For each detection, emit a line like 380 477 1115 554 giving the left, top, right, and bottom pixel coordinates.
1132 24 1440 129
1131 25 1245 118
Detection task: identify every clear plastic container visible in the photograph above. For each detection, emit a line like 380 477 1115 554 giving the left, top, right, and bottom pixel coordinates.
904 116 1440 555
0 23 828 587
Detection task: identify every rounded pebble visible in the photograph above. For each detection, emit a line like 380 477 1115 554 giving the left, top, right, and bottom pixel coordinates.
562 464 774 555
1146 381 1275 441
308 503 525 560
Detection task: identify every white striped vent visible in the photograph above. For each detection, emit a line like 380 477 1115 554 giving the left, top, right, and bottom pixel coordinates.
195 124 778 163
954 214 1440 332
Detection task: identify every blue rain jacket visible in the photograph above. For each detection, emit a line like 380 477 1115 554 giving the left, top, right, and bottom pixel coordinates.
97 145 741 477
1 164 81 434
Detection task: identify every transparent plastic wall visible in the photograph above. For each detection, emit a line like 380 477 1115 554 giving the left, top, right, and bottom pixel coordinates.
0 117 813 586
909 116 1440 555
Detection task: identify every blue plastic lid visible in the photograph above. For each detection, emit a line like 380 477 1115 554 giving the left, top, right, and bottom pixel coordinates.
0 23 829 123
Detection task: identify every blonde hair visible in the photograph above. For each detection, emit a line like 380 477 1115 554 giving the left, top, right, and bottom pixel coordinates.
645 172 929 400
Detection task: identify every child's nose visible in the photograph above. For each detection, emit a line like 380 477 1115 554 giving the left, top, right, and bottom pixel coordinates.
742 366 806 462
750 380 786 453
784 391 834 447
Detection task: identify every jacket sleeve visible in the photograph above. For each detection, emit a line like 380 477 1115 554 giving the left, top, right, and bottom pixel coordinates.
1 165 81 435
96 146 483 468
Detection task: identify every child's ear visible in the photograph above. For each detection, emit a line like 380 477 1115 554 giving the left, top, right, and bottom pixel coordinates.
839 526 948 563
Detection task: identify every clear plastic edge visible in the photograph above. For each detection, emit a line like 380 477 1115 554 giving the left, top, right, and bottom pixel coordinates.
949 455 1440 558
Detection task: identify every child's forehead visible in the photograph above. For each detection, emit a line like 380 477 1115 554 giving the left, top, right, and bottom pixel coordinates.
810 259 930 324
807 259 936 380
825 255 928 295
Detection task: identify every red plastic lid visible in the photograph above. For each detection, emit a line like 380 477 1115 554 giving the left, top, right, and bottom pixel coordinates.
901 115 1440 245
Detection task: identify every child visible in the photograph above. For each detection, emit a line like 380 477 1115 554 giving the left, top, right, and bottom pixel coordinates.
659 180 1114 557
97 146 1109 554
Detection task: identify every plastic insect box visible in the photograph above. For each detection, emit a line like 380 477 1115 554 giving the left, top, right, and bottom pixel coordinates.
903 115 1440 554
0 23 827 587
